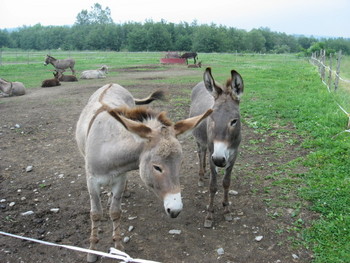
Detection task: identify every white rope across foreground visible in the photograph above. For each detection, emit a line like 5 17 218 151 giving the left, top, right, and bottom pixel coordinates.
0 231 160 263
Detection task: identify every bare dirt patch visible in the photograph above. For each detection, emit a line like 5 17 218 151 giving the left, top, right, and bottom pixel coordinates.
0 66 313 263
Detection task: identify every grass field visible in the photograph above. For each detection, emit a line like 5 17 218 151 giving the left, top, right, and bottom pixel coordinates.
1 51 350 262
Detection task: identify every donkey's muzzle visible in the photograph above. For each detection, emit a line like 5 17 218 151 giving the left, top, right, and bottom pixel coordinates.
168 209 181 218
212 156 226 167
212 141 229 167
164 192 183 218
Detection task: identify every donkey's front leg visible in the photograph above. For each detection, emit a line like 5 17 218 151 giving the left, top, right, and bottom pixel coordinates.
204 162 218 228
222 165 234 222
71 67 76 76
110 176 127 250
87 178 103 263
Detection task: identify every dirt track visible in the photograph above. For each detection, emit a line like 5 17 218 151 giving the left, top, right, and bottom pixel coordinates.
0 66 313 263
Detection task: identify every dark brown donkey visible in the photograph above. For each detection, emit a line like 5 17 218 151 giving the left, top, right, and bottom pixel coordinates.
180 52 198 64
189 67 244 228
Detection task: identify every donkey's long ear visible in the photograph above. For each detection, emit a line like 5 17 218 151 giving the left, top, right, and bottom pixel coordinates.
174 109 213 137
108 110 154 140
204 67 222 98
230 70 244 97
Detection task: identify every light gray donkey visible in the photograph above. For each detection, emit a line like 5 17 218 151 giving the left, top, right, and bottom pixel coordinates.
44 55 76 75
0 78 26 96
76 83 212 262
189 67 244 228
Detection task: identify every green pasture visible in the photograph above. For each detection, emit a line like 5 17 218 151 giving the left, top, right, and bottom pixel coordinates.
1 51 350 262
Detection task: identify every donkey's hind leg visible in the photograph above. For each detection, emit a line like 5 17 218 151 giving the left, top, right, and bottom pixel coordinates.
123 180 131 198
110 175 127 251
86 177 103 263
71 67 76 75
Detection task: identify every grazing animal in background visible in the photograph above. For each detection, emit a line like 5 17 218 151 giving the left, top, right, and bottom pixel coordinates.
80 65 108 79
41 72 61 88
44 55 76 75
188 61 202 68
55 71 78 82
75 84 212 262
0 78 26 97
189 67 244 228
181 52 198 64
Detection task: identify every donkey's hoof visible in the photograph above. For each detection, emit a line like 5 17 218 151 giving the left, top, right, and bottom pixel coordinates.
198 180 204 187
123 190 131 198
204 219 213 228
87 253 98 263
116 243 124 251
224 213 233 222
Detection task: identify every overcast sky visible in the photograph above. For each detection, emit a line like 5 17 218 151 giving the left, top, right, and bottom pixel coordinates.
1 0 349 38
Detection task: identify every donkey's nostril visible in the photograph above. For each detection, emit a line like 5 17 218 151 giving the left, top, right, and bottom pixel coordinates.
167 208 171 214
212 156 226 167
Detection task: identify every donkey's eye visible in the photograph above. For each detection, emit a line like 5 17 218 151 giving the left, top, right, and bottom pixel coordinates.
230 119 238 126
153 165 162 173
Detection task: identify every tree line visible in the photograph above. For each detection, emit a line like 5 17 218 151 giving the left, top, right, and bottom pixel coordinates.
0 3 349 55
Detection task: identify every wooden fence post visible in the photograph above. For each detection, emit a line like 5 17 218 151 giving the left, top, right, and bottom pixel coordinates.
320 49 326 81
328 53 333 89
334 50 342 91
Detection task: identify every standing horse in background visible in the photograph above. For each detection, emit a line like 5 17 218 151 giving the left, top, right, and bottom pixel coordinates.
44 55 76 75
181 52 198 64
189 67 244 228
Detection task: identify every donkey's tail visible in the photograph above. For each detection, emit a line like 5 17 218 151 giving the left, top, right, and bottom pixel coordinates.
135 89 167 105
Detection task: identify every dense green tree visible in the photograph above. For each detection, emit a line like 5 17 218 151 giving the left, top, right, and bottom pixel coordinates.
298 36 317 50
0 30 11 48
247 29 266 52
258 27 277 52
146 23 172 51
192 24 225 52
174 35 192 51
1 3 349 54
75 3 113 25
173 22 193 51
325 38 350 55
225 28 246 52
127 27 148 51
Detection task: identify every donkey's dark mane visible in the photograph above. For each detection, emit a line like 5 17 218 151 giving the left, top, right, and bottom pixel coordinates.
110 106 173 126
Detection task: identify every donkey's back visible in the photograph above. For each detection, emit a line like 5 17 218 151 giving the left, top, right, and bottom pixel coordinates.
189 81 214 144
76 84 137 155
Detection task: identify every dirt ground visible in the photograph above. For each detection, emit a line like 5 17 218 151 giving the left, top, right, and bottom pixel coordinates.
0 65 315 263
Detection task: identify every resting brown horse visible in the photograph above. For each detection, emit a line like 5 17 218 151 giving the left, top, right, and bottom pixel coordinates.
181 52 198 64
44 55 76 75
41 72 61 88
55 71 78 82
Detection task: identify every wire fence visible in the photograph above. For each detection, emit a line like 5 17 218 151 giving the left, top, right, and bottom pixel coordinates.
0 50 162 66
310 49 350 134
